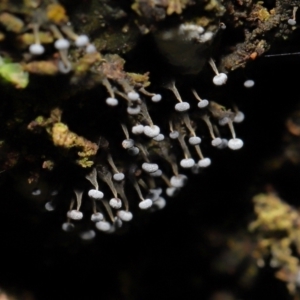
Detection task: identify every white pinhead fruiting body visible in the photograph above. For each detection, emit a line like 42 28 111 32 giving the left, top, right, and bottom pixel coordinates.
175 102 190 112
166 187 179 197
197 100 209 108
132 125 144 135
153 134 165 141
127 105 141 115
288 19 297 25
155 197 166 209
228 138 244 150
127 91 140 101
142 163 159 173
233 112 245 123
169 131 179 139
170 174 188 188
75 35 89 47
85 43 97 53
29 43 45 55
88 189 104 200
67 210 83 220
189 136 201 145
127 147 139 156
151 94 162 102
144 125 160 138
139 199 153 209
113 173 125 181
217 139 228 149
244 79 255 88
54 38 70 50
117 210 133 221
91 212 104 222
96 221 111 231
80 230 96 240
198 158 211 167
62 222 74 232
150 169 162 177
122 139 134 149
211 137 222 147
106 97 119 106
219 117 229 126
180 158 195 168
109 198 122 209
45 202 55 211
32 188 41 196
149 188 162 201
213 73 228 86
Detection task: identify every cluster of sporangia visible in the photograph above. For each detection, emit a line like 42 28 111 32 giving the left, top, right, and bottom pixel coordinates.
44 68 245 238
0 3 244 238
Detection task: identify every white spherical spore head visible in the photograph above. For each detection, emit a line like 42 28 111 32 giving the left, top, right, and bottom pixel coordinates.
217 139 228 149
132 124 144 135
75 35 89 47
122 139 134 149
127 105 141 115
85 43 97 53
228 138 244 150
233 111 245 123
127 91 140 101
211 137 222 147
154 197 166 209
113 173 125 181
148 188 162 201
244 79 255 88
166 187 179 197
288 19 297 26
106 97 118 106
169 131 179 139
54 38 70 50
91 212 104 222
153 134 165 141
80 230 96 240
88 189 104 200
109 198 122 209
213 73 227 86
117 210 133 222
175 102 190 112
115 217 123 228
219 117 229 126
198 158 211 168
170 174 188 188
151 94 162 102
32 188 41 196
67 210 83 220
142 162 159 173
139 199 153 209
127 146 139 156
29 43 45 55
180 158 195 168
150 169 162 177
62 222 75 232
95 221 111 232
189 136 201 145
197 100 209 108
144 125 160 138
45 201 55 211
